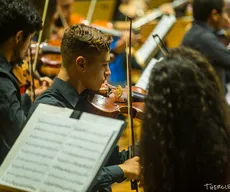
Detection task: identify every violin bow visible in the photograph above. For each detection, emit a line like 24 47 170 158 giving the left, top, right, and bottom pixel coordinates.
85 0 97 24
29 0 49 101
57 3 69 29
32 0 50 73
126 16 139 191
28 42 36 101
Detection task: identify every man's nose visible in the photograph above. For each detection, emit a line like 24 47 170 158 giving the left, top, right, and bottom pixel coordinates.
224 13 230 28
105 65 111 76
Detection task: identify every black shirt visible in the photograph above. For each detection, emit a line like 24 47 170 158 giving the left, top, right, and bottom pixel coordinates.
182 21 230 88
28 77 127 192
0 53 31 164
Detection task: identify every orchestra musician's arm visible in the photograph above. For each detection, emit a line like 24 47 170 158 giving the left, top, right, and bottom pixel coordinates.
21 93 32 116
0 76 26 162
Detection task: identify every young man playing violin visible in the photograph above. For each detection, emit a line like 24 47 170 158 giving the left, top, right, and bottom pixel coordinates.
0 0 54 164
28 24 141 192
51 0 143 86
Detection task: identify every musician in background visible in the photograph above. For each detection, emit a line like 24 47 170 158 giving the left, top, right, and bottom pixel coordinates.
28 24 141 192
51 0 84 40
182 0 230 90
141 47 230 192
0 0 45 164
51 0 142 86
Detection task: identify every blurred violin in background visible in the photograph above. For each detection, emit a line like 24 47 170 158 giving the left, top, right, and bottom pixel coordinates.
32 41 62 77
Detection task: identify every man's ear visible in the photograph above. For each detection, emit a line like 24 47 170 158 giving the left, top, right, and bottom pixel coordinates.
75 56 87 72
211 9 220 22
15 30 23 44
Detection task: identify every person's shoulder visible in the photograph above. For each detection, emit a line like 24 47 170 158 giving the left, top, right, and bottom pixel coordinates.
34 88 65 107
0 72 18 93
27 88 66 119
182 24 217 46
189 24 216 38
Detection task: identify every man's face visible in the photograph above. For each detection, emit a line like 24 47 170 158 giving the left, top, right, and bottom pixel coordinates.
81 51 111 91
59 0 73 20
12 32 34 64
213 0 230 30
220 0 230 29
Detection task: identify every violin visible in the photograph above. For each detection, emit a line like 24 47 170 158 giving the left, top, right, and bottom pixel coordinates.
30 41 62 78
87 85 146 120
12 62 40 95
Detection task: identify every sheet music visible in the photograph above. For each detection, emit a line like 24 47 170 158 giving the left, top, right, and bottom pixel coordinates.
135 15 176 67
133 9 162 29
0 104 124 192
135 58 162 91
0 104 74 176
80 112 125 133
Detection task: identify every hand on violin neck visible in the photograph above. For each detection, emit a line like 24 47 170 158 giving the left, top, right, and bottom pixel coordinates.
118 156 141 180
26 85 48 101
100 81 116 94
159 3 176 15
39 76 53 87
101 80 116 89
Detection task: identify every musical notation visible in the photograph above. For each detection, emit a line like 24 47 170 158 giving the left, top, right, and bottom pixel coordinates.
0 113 119 192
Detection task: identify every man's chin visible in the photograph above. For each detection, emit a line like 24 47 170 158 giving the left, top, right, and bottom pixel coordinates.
11 56 25 66
11 60 24 67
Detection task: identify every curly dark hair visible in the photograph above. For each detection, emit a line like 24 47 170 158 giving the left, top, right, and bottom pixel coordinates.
61 24 113 68
0 0 42 44
141 47 230 192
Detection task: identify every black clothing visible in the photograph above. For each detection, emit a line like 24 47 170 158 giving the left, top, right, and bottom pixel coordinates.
28 77 127 192
0 53 31 164
182 21 230 88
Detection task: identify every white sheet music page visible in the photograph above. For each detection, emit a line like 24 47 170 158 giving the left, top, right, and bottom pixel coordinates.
0 104 122 192
80 112 125 133
135 58 163 91
132 9 162 29
135 15 176 67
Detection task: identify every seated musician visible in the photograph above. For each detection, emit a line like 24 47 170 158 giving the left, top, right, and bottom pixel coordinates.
181 0 230 90
0 0 53 164
140 47 230 192
28 24 141 192
51 0 143 86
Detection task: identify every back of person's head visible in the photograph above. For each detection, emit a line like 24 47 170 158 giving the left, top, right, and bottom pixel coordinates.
193 0 224 21
61 24 112 68
0 0 42 44
141 47 230 192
